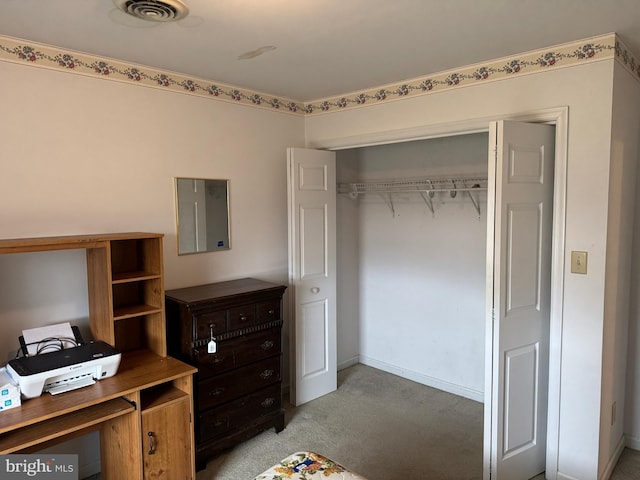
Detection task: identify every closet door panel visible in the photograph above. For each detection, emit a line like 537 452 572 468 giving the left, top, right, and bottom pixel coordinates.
299 204 328 278
287 147 337 406
506 204 542 312
486 120 554 480
299 298 329 376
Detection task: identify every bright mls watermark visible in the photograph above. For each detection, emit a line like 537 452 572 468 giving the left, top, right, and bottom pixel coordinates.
0 455 78 479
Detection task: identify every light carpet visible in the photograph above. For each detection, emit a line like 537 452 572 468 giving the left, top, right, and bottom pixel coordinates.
196 364 484 480
194 364 640 480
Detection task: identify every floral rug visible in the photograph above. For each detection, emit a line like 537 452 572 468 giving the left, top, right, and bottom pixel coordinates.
254 451 367 480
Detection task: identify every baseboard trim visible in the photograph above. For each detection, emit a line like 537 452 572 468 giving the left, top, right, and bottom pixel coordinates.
625 434 640 451
358 355 484 403
337 356 359 371
556 473 580 480
598 435 626 480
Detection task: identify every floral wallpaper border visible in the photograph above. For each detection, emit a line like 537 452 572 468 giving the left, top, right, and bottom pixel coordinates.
0 33 637 116
310 34 631 114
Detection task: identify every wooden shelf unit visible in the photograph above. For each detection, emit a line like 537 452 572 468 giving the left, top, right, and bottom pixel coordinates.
85 234 167 356
0 233 196 480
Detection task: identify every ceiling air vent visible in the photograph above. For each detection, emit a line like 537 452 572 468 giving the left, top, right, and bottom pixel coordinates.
113 0 189 22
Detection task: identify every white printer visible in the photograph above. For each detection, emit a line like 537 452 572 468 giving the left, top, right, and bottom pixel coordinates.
6 341 121 398
5 324 121 399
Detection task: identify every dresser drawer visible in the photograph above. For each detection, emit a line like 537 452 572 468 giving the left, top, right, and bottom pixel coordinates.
198 356 281 410
194 347 234 377
233 328 281 367
194 327 281 378
197 383 281 443
256 300 281 323
193 300 281 343
195 310 226 341
227 304 257 330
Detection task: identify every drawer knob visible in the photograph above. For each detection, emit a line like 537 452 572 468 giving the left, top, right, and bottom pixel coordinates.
311 287 320 294
260 369 275 380
261 397 275 408
260 340 275 350
240 315 248 322
268 309 275 315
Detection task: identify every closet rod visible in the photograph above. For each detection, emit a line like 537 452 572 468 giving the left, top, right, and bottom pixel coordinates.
337 175 488 218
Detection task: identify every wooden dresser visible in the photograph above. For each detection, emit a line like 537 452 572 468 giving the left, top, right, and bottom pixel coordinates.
165 278 287 469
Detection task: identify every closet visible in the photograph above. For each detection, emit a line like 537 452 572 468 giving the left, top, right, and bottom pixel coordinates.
334 132 489 401
291 120 556 478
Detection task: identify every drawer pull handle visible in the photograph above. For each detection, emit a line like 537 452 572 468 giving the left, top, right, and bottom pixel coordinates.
147 431 155 455
213 420 225 428
207 355 225 364
261 397 275 408
260 340 274 350
260 369 275 380
209 387 226 397
240 315 248 322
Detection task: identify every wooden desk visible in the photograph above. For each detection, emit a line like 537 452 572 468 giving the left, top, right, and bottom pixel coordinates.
0 350 197 480
0 233 197 479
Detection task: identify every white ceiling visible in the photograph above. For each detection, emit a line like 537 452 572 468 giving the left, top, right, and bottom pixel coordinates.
1 0 639 102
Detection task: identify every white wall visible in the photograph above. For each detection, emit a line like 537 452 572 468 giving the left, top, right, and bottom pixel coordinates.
599 61 640 478
0 59 304 475
336 149 361 369
0 61 304 288
305 61 618 480
335 134 488 401
622 58 640 451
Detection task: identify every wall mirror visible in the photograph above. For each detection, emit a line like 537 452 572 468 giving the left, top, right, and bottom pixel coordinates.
175 178 230 255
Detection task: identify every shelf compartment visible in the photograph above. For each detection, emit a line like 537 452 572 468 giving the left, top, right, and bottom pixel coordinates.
110 238 162 278
141 385 189 413
0 397 134 454
112 279 163 320
114 312 166 355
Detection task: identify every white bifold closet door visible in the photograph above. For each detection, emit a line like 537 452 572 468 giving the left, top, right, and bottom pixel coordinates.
287 147 337 406
484 120 555 480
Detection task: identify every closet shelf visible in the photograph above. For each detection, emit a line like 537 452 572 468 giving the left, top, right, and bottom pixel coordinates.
337 175 488 217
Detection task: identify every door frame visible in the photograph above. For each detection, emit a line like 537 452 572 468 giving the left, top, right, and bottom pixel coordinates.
306 106 568 479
